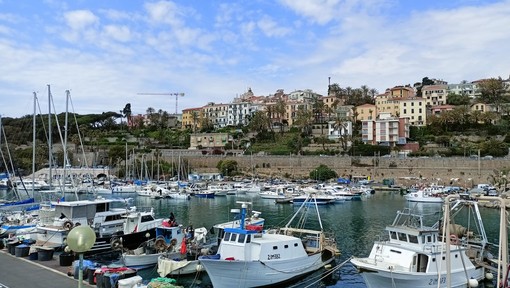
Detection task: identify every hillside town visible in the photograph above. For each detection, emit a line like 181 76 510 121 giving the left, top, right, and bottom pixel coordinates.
123 76 510 155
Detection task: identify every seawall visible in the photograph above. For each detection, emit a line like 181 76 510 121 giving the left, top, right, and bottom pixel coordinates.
180 154 509 187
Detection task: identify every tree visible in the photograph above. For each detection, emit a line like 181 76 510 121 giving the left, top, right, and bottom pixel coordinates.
122 103 132 127
477 77 509 112
309 164 338 182
333 116 350 152
191 111 199 135
274 98 287 135
312 98 325 135
446 93 471 106
294 106 313 136
216 159 238 176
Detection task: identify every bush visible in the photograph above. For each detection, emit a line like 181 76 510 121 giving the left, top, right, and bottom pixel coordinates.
309 164 338 181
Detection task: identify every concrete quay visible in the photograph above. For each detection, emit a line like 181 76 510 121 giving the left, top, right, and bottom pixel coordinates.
0 248 92 288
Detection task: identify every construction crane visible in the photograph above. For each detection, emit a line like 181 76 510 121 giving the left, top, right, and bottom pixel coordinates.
137 92 185 115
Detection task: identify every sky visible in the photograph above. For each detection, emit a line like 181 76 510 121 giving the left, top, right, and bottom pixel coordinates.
1 0 509 118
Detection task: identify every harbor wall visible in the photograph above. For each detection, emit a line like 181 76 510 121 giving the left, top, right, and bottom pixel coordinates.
181 155 510 187
32 151 509 188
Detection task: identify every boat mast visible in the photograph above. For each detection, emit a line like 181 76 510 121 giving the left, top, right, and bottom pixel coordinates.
47 85 53 190
32 92 37 199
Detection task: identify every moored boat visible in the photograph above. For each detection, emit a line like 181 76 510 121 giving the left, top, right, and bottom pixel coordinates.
199 197 339 287
350 196 501 288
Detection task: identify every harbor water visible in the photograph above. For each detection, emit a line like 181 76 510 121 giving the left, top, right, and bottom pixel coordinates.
124 192 503 287
1 189 504 287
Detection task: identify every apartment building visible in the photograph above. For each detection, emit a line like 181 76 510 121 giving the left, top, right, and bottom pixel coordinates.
181 107 203 130
361 112 409 146
356 104 376 121
399 97 427 126
422 84 448 106
202 102 229 128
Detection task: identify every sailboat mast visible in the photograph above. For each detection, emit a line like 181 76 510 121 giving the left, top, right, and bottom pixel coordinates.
47 85 53 190
32 92 37 198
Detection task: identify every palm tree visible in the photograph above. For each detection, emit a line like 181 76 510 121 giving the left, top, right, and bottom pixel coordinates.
313 98 325 135
275 98 287 134
333 116 349 152
191 111 199 135
294 106 313 136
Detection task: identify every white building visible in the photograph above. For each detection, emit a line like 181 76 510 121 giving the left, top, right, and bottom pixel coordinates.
203 103 229 128
227 102 263 126
447 82 478 98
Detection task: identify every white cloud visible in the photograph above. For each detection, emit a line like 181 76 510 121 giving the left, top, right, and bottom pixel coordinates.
0 24 12 35
103 25 132 42
64 10 99 30
144 1 184 27
2 0 510 118
257 16 292 37
278 0 341 24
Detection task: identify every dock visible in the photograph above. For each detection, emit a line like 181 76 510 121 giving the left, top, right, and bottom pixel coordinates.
0 248 93 288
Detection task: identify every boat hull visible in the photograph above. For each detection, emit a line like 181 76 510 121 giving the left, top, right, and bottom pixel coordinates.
200 253 331 288
122 251 164 268
158 257 203 276
354 263 484 288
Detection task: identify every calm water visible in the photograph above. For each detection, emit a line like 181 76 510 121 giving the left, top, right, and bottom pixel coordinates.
124 192 503 287
1 189 504 287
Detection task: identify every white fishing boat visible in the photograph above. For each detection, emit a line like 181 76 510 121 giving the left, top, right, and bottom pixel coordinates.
199 197 339 288
158 204 265 277
31 197 163 254
350 196 502 288
404 186 444 203
137 185 167 199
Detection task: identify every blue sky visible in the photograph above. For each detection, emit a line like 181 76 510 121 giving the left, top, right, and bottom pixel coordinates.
1 0 509 117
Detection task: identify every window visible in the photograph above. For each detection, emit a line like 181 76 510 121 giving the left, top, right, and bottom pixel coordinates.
408 235 418 243
284 245 289 248
224 232 231 241
398 233 407 241
294 243 298 247
273 246 278 250
238 233 246 243
246 235 251 243
390 231 397 240
230 233 237 242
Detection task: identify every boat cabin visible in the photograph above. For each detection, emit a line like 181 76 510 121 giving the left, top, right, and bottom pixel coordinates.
218 227 308 261
123 209 162 234
52 199 114 226
377 207 478 274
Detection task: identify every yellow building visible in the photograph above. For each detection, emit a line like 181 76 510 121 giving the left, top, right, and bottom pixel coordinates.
356 104 376 121
399 97 427 126
181 107 203 130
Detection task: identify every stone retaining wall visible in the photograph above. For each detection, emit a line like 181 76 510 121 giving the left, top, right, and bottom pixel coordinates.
180 155 510 187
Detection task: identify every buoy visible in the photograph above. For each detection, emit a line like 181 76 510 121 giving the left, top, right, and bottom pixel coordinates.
324 264 332 270
485 272 494 280
468 278 479 287
196 264 203 272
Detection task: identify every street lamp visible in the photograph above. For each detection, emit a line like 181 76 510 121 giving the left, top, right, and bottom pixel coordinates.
66 226 96 288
